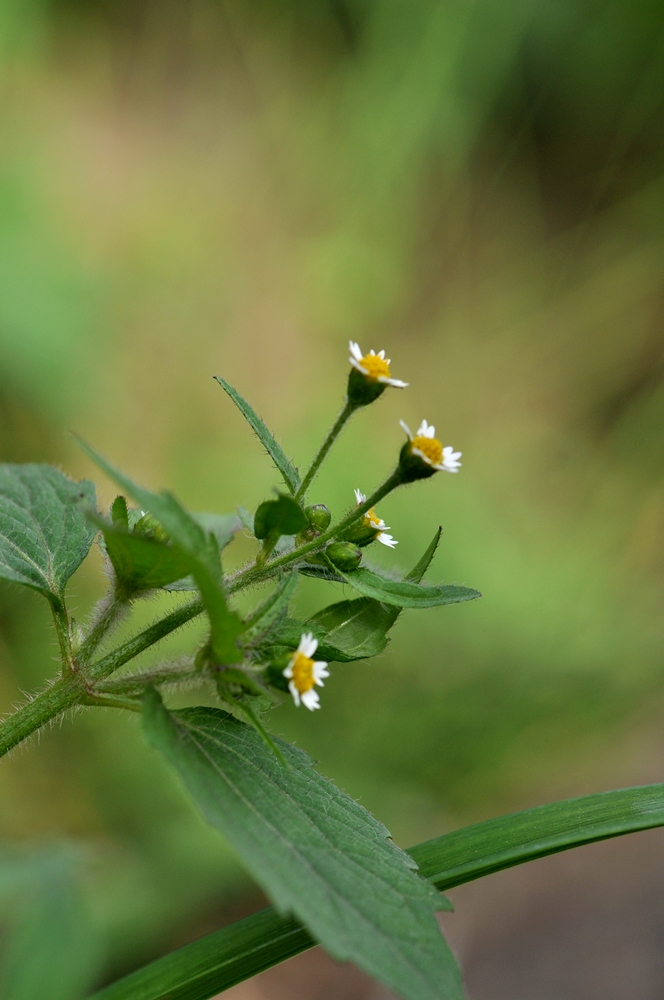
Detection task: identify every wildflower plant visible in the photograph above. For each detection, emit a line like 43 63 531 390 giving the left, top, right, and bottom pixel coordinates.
1 345 664 1000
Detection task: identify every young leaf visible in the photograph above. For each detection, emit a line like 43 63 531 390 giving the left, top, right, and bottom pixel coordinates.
406 527 442 583
90 783 664 1000
0 464 97 609
253 494 307 540
75 439 244 663
164 513 241 592
90 513 192 594
215 377 300 494
335 566 481 609
143 691 463 1000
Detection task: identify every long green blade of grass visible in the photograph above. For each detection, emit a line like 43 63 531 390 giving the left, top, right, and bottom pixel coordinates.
90 783 664 1000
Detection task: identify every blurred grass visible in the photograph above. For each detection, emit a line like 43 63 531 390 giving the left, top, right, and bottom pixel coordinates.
2 0 664 989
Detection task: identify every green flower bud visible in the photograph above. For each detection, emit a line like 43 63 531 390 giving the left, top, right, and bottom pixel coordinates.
343 521 379 547
325 541 362 571
305 504 331 533
133 511 170 542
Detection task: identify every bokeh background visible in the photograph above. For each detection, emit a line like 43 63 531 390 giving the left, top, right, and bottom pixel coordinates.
2 1 664 997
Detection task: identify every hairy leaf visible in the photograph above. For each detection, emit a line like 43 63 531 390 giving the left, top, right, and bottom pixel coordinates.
253 494 306 541
215 377 300 494
406 527 442 584
164 513 241 592
90 783 664 1000
0 464 97 609
75 439 243 662
245 573 298 638
337 566 481 608
143 692 462 1000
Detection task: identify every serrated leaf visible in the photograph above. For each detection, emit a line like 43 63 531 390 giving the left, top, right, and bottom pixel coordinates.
336 566 481 608
75 439 243 663
90 783 664 1000
0 464 97 608
143 692 463 1000
215 377 300 495
254 494 306 540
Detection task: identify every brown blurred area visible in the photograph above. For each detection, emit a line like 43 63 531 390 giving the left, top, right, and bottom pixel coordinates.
2 0 664 996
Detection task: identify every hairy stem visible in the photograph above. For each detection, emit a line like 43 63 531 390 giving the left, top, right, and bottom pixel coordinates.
0 679 81 758
50 601 74 678
88 598 204 680
295 399 356 500
78 591 129 668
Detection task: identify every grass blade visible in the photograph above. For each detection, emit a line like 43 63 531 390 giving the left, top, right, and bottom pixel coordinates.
89 782 664 1000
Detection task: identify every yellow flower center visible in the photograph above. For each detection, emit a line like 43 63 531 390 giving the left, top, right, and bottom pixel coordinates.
363 508 382 530
360 354 391 381
289 651 316 694
412 435 443 466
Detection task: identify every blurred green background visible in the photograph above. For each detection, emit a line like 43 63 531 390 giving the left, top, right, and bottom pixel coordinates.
2 0 664 994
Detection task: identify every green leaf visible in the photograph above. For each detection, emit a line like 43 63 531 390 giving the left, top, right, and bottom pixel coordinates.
253 494 307 540
336 565 481 609
406 527 442 583
214 377 300 494
309 597 398 659
90 783 664 1000
75 439 243 663
291 531 447 661
164 513 241 592
91 514 192 594
0 848 101 1000
142 692 462 1000
245 572 298 637
0 464 97 609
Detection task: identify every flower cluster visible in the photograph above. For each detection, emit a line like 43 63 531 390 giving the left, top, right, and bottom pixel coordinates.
282 343 462 710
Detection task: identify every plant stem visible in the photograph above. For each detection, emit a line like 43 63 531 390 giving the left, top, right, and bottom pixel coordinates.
0 678 81 758
88 598 204 680
78 591 129 667
231 467 403 591
95 664 198 696
50 600 74 677
295 399 356 501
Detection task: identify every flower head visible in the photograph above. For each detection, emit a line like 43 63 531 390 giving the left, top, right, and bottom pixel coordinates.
353 489 398 548
398 420 462 482
347 342 407 406
349 342 408 388
283 632 329 710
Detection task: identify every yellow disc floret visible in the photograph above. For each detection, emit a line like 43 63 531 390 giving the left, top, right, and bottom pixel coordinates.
288 651 316 694
360 353 392 381
412 434 443 466
363 508 383 529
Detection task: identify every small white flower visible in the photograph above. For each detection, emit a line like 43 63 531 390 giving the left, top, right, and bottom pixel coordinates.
348 341 408 388
400 420 462 473
283 632 330 710
354 489 398 547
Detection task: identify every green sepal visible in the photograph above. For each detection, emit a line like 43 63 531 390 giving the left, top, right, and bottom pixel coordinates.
398 441 436 482
346 367 387 406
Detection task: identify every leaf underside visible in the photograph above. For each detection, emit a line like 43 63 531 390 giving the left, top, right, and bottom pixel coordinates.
0 464 97 607
142 693 462 1000
91 782 664 1000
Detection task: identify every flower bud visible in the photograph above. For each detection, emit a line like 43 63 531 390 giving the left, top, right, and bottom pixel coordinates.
133 511 170 542
325 541 362 571
305 504 331 533
343 521 379 547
